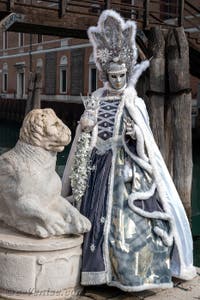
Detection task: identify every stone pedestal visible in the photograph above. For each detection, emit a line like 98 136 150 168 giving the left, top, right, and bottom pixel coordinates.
0 223 83 299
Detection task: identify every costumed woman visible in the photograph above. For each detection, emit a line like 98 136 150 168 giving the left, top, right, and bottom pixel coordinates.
62 10 196 291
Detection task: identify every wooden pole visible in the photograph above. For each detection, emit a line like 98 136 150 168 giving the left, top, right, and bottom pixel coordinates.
143 0 150 29
33 67 42 110
25 72 34 116
178 0 184 27
105 0 111 10
166 27 192 220
25 68 42 116
147 27 166 158
144 26 192 220
59 0 66 18
8 0 14 11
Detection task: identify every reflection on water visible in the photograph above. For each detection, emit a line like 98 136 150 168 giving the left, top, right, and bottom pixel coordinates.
0 120 70 178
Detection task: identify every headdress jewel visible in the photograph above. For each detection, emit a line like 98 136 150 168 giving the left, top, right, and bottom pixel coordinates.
88 10 138 81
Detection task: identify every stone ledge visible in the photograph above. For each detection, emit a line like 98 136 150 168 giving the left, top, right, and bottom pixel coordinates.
0 223 83 252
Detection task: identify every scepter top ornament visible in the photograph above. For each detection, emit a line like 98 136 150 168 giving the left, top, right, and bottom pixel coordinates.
80 94 100 111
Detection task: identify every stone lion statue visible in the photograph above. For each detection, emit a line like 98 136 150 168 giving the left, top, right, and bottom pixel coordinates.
0 108 91 238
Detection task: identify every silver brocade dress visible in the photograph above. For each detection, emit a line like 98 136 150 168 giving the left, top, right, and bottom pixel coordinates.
80 95 172 290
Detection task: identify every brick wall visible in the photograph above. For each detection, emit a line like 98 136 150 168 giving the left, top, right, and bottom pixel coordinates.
0 30 94 100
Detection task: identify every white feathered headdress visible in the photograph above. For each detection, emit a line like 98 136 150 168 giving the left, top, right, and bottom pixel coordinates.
88 9 149 84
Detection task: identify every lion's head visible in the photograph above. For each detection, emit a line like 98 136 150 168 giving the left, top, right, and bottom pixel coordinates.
20 108 71 152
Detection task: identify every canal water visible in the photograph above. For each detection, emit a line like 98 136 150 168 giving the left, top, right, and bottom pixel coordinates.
0 120 200 266
0 120 71 177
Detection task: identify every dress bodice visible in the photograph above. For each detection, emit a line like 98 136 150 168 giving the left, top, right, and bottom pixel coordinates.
97 98 120 140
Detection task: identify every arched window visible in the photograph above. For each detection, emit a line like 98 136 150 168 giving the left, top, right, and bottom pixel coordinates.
60 56 67 94
89 53 97 93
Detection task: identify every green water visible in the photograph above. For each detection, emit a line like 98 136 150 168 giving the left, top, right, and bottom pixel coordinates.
192 138 200 237
0 120 71 177
0 120 200 266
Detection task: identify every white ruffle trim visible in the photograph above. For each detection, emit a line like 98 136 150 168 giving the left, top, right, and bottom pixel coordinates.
174 265 197 281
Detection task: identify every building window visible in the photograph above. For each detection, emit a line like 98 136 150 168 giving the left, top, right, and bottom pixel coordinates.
38 34 43 43
60 68 67 93
2 73 8 92
18 33 24 47
3 31 8 49
89 67 97 93
17 71 25 98
15 62 26 98
89 53 97 93
2 63 8 93
59 56 67 94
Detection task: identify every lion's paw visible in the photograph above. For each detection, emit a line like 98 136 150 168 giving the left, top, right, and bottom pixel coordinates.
65 208 91 234
56 197 91 234
35 225 49 238
44 213 68 236
72 213 91 234
41 207 91 236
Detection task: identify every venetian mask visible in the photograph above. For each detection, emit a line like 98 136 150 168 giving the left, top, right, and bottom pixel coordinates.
107 62 127 90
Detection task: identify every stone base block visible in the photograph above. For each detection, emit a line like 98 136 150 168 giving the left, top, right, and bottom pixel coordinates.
0 224 83 299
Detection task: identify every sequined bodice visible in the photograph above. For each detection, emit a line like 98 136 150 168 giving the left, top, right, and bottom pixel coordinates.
97 99 120 140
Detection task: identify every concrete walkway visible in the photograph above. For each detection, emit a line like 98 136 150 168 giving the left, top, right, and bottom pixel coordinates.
0 269 199 300
79 268 200 300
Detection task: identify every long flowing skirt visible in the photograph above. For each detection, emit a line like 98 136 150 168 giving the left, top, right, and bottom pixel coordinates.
80 145 172 290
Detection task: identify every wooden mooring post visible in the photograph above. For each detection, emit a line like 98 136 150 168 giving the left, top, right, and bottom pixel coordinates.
147 27 192 220
166 27 192 220
25 67 42 116
147 27 166 158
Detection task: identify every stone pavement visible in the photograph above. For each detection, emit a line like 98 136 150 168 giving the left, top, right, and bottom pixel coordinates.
78 268 200 300
0 269 199 300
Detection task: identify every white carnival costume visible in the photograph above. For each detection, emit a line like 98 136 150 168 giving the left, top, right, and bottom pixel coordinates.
62 10 196 291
